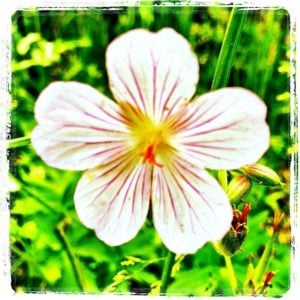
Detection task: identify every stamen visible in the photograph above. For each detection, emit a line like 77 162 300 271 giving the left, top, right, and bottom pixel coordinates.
240 203 251 224
141 145 163 167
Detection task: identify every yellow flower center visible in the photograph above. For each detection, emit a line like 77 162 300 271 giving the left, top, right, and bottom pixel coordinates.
119 102 175 167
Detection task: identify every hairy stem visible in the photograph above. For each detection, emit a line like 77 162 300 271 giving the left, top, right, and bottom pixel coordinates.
224 255 238 294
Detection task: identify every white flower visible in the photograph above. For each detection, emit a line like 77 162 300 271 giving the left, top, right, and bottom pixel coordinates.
31 28 270 254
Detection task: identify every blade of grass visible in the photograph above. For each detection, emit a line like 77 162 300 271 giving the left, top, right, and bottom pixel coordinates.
211 7 248 90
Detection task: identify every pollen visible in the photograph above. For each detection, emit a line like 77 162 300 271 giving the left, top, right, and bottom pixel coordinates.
138 129 169 167
119 102 175 168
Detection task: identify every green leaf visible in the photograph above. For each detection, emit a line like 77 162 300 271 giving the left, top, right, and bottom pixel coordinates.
11 197 47 215
20 220 38 239
39 257 62 285
168 269 217 296
75 238 113 262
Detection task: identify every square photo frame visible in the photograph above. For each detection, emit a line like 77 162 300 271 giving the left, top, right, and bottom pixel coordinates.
1 0 298 298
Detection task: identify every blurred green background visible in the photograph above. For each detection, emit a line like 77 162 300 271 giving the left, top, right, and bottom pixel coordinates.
9 4 292 296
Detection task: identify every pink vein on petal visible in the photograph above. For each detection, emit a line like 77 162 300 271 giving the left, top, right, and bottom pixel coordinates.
151 51 158 117
119 164 142 214
183 143 250 151
172 100 216 131
79 154 134 200
181 147 237 162
61 91 125 125
161 170 183 232
58 124 126 134
113 64 140 108
165 168 201 235
94 163 148 238
175 157 221 191
186 110 230 132
158 65 171 113
90 144 127 160
181 119 244 138
88 164 135 222
127 55 147 112
162 77 180 114
170 161 215 215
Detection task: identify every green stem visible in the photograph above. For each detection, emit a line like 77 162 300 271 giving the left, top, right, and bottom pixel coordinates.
23 186 61 214
253 233 276 286
224 255 238 294
11 244 41 273
211 7 248 90
160 250 176 295
55 224 88 292
7 136 31 149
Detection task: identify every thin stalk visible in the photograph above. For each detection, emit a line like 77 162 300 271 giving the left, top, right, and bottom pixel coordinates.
55 224 88 292
224 255 238 294
253 233 276 286
33 9 41 33
11 245 40 272
7 136 31 149
160 250 176 295
23 187 61 214
211 7 248 90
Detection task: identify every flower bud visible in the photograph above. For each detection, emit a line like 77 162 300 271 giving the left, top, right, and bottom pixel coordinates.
214 204 250 256
227 175 251 204
242 164 284 187
259 271 276 294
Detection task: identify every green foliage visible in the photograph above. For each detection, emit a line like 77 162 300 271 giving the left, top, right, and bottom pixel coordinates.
10 5 291 296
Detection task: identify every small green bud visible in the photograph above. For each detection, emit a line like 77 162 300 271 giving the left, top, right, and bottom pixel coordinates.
227 175 251 203
242 164 284 187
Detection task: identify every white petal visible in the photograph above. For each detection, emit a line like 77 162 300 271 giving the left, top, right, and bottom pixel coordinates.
74 158 151 246
151 157 232 254
106 28 199 123
31 81 130 170
172 88 270 170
